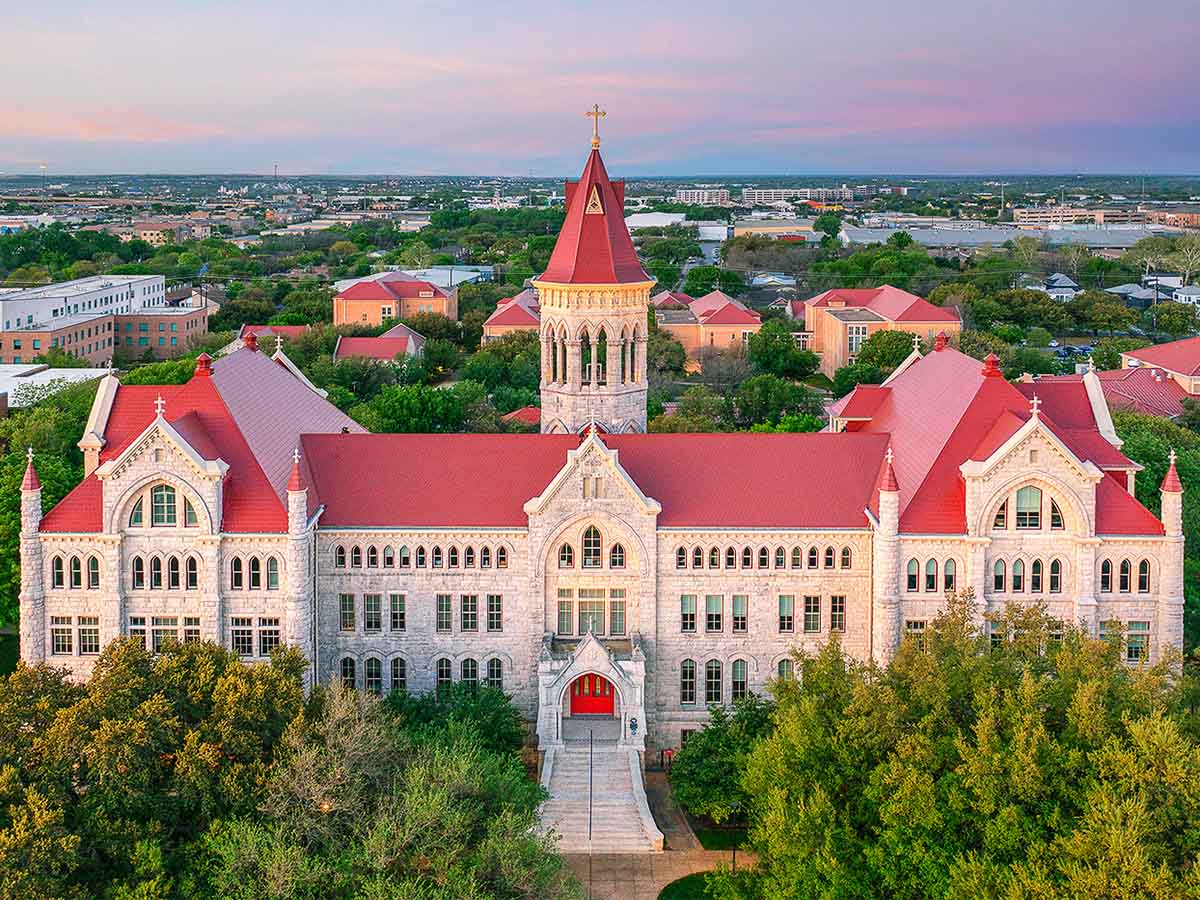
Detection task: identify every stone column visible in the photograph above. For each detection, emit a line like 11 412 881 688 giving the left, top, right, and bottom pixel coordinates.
967 537 989 632
1160 478 1185 662
1074 540 1099 637
18 466 44 665
636 336 648 385
872 471 900 665
567 340 582 390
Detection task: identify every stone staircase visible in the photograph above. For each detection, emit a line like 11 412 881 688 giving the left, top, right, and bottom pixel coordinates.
539 744 664 853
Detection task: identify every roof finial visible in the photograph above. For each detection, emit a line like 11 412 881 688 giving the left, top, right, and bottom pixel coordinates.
154 394 166 417
1030 394 1042 418
27 446 34 465
1087 356 1096 373
881 444 899 493
912 333 920 354
1162 448 1183 493
294 447 301 465
288 446 304 492
586 103 606 150
274 334 283 355
21 447 40 492
886 446 894 465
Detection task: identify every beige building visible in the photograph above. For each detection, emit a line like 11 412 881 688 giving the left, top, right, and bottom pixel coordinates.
652 290 761 369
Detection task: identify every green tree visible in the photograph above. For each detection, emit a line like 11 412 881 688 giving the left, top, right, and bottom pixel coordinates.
398 240 434 268
746 319 817 379
856 330 921 371
732 375 821 428
1092 336 1151 370
1026 326 1053 347
927 282 980 308
1147 300 1197 339
683 265 746 297
1002 346 1059 379
832 361 883 398
955 329 1011 362
813 212 842 240
648 385 729 433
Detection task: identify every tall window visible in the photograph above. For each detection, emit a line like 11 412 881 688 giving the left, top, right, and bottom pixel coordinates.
743 547 753 568
1050 500 1064 530
778 595 794 633
460 595 478 632
486 658 503 691
824 547 835 569
907 559 919 592
803 596 821 633
231 557 243 589
87 556 100 589
925 559 937 592
436 658 452 696
1119 559 1131 593
487 594 503 632
461 658 478 688
944 559 956 592
680 659 696 704
579 590 605 634
150 557 162 589
994 560 1005 592
848 324 868 355
231 618 252 656
335 546 346 568
559 544 574 568
681 595 696 633
79 617 100 654
791 547 803 568
463 546 475 567
129 498 144 527
705 660 722 704
808 547 818 569
610 544 626 568
51 617 72 655
1012 559 1025 592
340 657 356 688
51 556 64 589
1100 559 1112 592
1138 560 1150 593
399 546 411 566
732 660 748 701
259 618 280 656
339 594 355 631
695 547 706 569
391 658 407 693
70 556 82 589
1016 486 1042 529
167 556 180 589
841 547 852 569
390 594 406 632
132 557 144 589
1127 621 1150 663
364 594 382 632
706 595 723 632
249 557 261 590
436 595 452 633
364 658 382 694
728 547 738 569
448 547 459 568
676 547 687 569
732 595 748 633
775 547 786 569
1050 559 1062 593
777 658 793 680
151 485 176 526
1030 559 1043 593
416 546 427 568
151 617 177 652
905 620 927 652
609 590 626 636
758 547 769 568
367 546 378 568
432 547 443 568
580 532 600 566
267 557 279 590
830 596 846 633
480 546 491 568
186 557 198 590
557 589 573 635
384 546 396 567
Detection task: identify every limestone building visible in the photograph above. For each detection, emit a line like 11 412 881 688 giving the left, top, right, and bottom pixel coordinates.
19 132 1185 778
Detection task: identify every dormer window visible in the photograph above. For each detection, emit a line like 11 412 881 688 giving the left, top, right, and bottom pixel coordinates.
1015 486 1041 529
151 485 177 526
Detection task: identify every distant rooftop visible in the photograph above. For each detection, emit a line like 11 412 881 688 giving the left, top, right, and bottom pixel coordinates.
0 274 160 303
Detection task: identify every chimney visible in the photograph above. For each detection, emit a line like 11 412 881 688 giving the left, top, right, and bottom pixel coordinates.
981 353 1002 378
934 331 948 352
243 331 258 352
194 353 213 377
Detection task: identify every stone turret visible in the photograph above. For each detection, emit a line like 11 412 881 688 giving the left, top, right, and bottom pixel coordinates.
285 448 315 684
1160 450 1185 660
19 449 45 664
872 446 901 663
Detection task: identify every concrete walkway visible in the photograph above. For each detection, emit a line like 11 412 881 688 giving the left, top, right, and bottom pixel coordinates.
562 850 743 900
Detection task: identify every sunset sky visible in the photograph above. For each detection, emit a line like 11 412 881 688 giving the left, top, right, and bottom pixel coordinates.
3 0 1197 176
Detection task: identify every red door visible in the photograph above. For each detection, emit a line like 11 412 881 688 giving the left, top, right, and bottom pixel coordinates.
570 673 615 716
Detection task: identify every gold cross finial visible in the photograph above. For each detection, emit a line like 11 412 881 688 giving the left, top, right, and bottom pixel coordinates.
586 104 606 149
1030 394 1041 417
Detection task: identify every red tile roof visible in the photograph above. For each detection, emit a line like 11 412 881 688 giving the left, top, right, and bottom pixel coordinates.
336 274 448 302
652 291 693 309
239 324 311 343
1123 336 1200 377
1038 367 1191 418
807 285 960 323
539 148 649 285
333 336 413 362
501 405 541 426
699 301 761 326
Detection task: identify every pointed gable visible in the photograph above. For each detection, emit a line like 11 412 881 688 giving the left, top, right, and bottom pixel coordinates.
539 148 649 285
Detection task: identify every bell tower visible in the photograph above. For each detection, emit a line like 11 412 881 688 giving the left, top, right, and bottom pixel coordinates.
534 107 654 434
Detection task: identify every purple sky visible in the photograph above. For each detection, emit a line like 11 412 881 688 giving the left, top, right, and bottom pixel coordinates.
2 0 1198 175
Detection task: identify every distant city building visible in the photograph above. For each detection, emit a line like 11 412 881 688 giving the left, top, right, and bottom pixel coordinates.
1141 206 1200 229
673 188 730 205
733 217 816 238
624 212 686 230
741 187 854 204
1012 207 1145 226
332 271 458 326
395 265 493 288
0 214 57 234
332 322 425 362
482 289 540 343
0 363 109 415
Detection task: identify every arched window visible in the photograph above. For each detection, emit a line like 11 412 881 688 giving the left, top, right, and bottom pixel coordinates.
383 546 395 567
772 547 783 568
694 546 705 569
742 547 753 568
416 546 427 568
610 544 626 569
249 557 262 590
51 556 64 589
391 658 407 693
824 547 835 569
87 555 100 589
367 546 378 567
1119 559 1132 593
1100 559 1112 592
230 557 243 589
711 547 721 569
150 556 163 589
432 547 444 568
732 660 748 701
1138 559 1150 593
808 547 819 569
151 485 177 526
399 546 411 567
448 546 459 568
1016 486 1042 529
184 498 198 527
583 527 602 568
680 659 696 704
791 547 802 569
907 559 919 592
1050 559 1062 593
463 546 474 568
758 547 769 568
497 547 509 569
559 544 574 568
132 556 145 589
69 556 82 589
479 546 490 568
128 498 144 528
705 660 723 704
777 658 793 680
841 547 852 569
267 557 279 590
334 546 346 568
340 657 356 688
364 657 382 695
168 556 180 590
1050 500 1064 530
486 658 503 691
186 557 199 590
727 547 737 568
676 547 687 569
1012 559 1025 592
993 559 1006 592
924 559 937 592
351 546 362 568
943 559 956 592
461 658 478 687
1030 559 1043 593
993 500 1007 529
436 658 452 696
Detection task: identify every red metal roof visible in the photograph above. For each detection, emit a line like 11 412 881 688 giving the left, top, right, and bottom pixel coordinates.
240 324 311 342
1038 367 1191 419
807 285 960 323
333 336 412 362
1124 336 1200 377
699 301 761 326
539 148 649 285
336 275 448 302
21 456 40 491
501 405 542 426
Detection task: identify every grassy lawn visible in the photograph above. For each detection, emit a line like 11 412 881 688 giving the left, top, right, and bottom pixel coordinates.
658 871 710 900
0 633 18 677
802 372 834 391
690 820 748 851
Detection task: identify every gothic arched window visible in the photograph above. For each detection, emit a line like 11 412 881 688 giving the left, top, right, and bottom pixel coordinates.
583 527 602 568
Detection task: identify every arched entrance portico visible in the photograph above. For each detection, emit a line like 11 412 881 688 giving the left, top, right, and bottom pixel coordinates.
536 632 647 751
569 672 615 716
